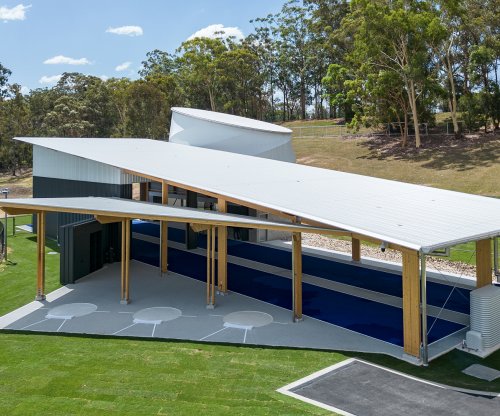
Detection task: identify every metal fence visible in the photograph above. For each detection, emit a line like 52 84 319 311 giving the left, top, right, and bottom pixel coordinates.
290 123 461 139
0 220 4 261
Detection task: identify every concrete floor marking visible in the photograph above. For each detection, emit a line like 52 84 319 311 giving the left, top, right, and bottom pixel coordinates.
20 318 49 330
133 307 182 324
223 311 273 329
199 327 228 341
46 303 98 320
112 322 137 335
56 319 67 332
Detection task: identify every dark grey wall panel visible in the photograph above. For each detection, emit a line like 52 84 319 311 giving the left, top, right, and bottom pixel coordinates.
185 190 198 249
33 176 131 239
60 219 122 284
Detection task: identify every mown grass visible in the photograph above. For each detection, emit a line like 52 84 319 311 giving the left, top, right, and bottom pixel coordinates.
291 135 500 196
0 215 60 316
0 220 500 416
0 123 499 413
0 332 346 416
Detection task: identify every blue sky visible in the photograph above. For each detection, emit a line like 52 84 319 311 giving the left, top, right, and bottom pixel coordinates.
0 1 285 92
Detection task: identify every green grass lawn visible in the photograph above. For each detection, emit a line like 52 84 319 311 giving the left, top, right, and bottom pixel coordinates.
0 215 60 316
1 133 500 414
1 217 500 415
291 135 500 196
0 333 346 415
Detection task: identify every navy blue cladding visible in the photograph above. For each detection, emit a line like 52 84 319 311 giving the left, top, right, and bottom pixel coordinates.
132 221 470 314
130 229 465 347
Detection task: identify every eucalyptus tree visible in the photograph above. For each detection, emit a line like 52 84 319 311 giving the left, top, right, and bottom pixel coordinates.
0 62 11 99
217 41 266 118
341 0 438 148
305 0 350 118
427 0 465 138
124 80 170 139
176 37 227 111
0 84 32 173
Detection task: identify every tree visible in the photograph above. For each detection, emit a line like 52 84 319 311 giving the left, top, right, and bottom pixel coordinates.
0 62 12 100
0 84 32 173
176 37 227 111
427 0 464 138
305 0 350 118
139 50 177 78
124 81 170 139
340 0 438 148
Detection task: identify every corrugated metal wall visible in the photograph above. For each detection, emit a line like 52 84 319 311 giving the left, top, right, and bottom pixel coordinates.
33 145 148 185
33 176 132 239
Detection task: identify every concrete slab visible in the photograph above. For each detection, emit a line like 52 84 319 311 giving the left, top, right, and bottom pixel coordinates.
0 260 463 362
278 359 500 416
463 364 500 381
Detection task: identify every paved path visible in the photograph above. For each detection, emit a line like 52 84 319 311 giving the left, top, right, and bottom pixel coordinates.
280 359 500 416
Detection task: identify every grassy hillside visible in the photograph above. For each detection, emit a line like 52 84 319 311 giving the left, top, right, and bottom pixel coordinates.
291 133 500 197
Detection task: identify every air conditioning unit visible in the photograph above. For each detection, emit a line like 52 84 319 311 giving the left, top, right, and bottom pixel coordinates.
465 284 500 356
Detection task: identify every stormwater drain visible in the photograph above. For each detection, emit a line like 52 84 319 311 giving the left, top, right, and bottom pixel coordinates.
133 307 182 324
46 303 98 320
223 311 273 330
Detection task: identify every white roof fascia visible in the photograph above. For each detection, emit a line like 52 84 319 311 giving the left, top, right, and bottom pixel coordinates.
0 197 336 234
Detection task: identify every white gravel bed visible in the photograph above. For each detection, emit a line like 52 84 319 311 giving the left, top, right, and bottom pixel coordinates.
297 233 477 277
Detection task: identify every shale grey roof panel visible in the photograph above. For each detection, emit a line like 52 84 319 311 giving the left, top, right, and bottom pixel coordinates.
0 197 324 232
15 137 500 252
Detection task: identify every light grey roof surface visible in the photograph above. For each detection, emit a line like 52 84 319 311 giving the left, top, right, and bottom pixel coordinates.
0 197 328 233
171 107 292 134
15 137 500 253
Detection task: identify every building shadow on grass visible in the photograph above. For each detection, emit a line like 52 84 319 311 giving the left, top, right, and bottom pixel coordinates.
358 134 500 172
27 236 60 252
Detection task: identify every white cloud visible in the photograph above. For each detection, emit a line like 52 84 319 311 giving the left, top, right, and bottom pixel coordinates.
98 75 109 81
115 61 131 71
20 85 30 95
187 24 244 41
106 25 143 37
43 55 91 65
0 4 31 21
39 74 61 84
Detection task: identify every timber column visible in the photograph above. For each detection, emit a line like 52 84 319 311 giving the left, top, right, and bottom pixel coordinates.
352 237 361 262
292 217 303 321
35 211 46 301
217 198 228 293
402 250 421 358
121 219 131 304
476 239 492 288
161 181 168 274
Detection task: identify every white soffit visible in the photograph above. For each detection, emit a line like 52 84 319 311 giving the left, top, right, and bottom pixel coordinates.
15 137 500 253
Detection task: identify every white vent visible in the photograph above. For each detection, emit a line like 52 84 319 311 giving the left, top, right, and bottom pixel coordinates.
466 285 500 350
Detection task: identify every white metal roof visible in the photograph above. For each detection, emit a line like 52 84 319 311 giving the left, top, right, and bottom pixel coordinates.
171 107 292 134
15 137 500 253
0 197 330 234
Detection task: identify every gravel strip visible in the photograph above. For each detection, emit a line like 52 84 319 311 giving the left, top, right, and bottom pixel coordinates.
296 233 476 277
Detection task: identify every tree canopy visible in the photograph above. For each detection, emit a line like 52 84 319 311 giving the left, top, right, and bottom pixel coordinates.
0 0 498 172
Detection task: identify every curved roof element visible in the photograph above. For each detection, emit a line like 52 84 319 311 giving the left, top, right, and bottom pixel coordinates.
170 107 296 163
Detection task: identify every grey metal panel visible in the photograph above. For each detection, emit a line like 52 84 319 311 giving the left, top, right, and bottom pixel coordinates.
185 190 198 249
33 176 131 239
60 219 122 284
